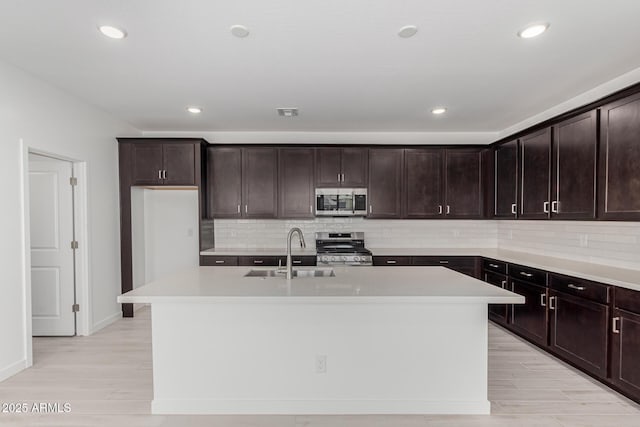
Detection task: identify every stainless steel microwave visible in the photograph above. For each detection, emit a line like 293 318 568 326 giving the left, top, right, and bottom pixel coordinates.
315 188 367 216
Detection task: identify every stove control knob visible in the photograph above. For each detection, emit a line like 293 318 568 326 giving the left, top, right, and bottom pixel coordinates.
341 256 347 261
354 256 360 262
321 256 329 262
331 256 337 262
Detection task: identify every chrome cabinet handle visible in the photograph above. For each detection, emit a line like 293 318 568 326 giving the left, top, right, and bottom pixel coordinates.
293 260 302 264
337 173 340 182
163 170 167 179
439 260 449 264
310 205 313 213
567 284 586 291
520 271 533 277
511 203 517 214
386 260 397 264
501 280 507 289
543 201 550 213
489 263 499 268
446 205 451 214
245 205 248 213
551 200 558 213
341 173 345 182
438 205 443 215
158 170 162 179
549 296 556 310
215 260 225 264
613 317 620 334
253 260 264 264
369 205 372 214
237 204 241 214
540 293 546 307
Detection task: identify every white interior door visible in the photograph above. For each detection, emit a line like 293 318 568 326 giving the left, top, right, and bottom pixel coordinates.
29 154 76 336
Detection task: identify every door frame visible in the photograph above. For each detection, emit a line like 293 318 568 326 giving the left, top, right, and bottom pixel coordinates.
20 141 90 367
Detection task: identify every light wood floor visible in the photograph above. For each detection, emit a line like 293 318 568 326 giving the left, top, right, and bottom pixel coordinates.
0 307 639 426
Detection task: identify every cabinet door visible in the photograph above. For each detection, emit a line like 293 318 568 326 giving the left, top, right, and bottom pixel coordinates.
445 149 483 218
552 112 597 219
368 149 403 218
494 140 518 218
510 279 548 347
611 308 640 398
404 149 443 218
341 148 368 187
484 271 509 325
549 290 609 378
599 93 640 220
131 143 164 185
207 148 242 218
520 128 551 219
315 148 342 187
279 148 315 218
163 143 196 185
243 148 278 218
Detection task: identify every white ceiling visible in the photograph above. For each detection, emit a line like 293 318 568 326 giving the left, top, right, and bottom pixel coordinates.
1 0 640 135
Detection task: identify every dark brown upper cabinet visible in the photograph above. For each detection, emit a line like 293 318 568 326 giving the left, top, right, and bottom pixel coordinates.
368 148 403 218
444 149 484 218
242 148 278 218
404 149 443 218
131 141 197 186
206 147 277 219
315 147 368 187
599 92 640 220
207 147 242 218
494 140 518 218
278 148 315 218
519 128 552 219
551 111 598 219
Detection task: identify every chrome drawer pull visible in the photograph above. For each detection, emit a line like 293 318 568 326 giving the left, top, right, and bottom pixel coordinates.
511 203 517 214
540 293 546 307
386 260 397 264
253 260 264 264
439 260 449 264
549 296 556 310
215 260 225 264
501 280 507 289
612 317 620 334
293 260 302 264
543 201 550 213
520 272 533 277
567 284 586 291
489 263 499 268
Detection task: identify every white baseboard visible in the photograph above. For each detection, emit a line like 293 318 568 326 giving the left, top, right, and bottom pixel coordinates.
151 399 491 415
90 311 122 335
0 359 28 383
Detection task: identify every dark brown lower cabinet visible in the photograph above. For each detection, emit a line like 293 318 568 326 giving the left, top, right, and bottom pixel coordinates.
484 271 509 325
611 287 640 399
510 278 548 347
412 256 479 278
548 290 609 378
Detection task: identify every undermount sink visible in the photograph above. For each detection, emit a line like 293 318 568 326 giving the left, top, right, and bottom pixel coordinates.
244 268 336 278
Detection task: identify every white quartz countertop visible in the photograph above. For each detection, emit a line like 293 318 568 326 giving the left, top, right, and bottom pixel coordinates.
200 248 317 256
118 266 524 304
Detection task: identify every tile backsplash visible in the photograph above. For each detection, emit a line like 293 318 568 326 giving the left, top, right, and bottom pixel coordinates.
214 218 640 270
214 218 496 249
497 220 640 270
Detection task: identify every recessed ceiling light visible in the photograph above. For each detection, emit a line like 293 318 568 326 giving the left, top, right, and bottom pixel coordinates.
186 106 202 114
277 108 298 117
398 25 418 38
230 25 250 38
431 107 447 115
98 25 127 39
517 23 550 39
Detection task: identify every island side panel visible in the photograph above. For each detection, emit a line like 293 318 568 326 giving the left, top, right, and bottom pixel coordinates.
150 301 490 415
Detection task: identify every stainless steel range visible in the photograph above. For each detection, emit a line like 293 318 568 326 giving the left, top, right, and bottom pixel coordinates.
315 232 373 266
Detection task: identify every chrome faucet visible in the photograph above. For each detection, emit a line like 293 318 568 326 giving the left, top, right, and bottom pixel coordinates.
286 227 306 279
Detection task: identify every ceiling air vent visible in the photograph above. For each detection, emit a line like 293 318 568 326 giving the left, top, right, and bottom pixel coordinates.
277 108 299 117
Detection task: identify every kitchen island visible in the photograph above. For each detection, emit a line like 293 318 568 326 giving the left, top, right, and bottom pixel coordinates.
118 266 524 415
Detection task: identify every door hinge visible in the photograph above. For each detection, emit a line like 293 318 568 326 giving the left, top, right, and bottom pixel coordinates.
70 177 78 186
71 241 79 249
72 304 80 313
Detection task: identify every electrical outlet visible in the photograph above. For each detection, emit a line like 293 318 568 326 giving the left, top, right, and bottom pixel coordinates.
315 355 327 374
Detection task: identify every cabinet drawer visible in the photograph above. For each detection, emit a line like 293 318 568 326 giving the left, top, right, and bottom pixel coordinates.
200 256 238 266
276 256 317 266
615 287 640 314
509 263 547 285
483 258 507 275
373 256 412 266
238 256 280 266
549 273 610 304
413 256 478 278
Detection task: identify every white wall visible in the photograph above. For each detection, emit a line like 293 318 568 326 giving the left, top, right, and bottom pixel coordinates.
142 189 199 283
0 60 139 381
